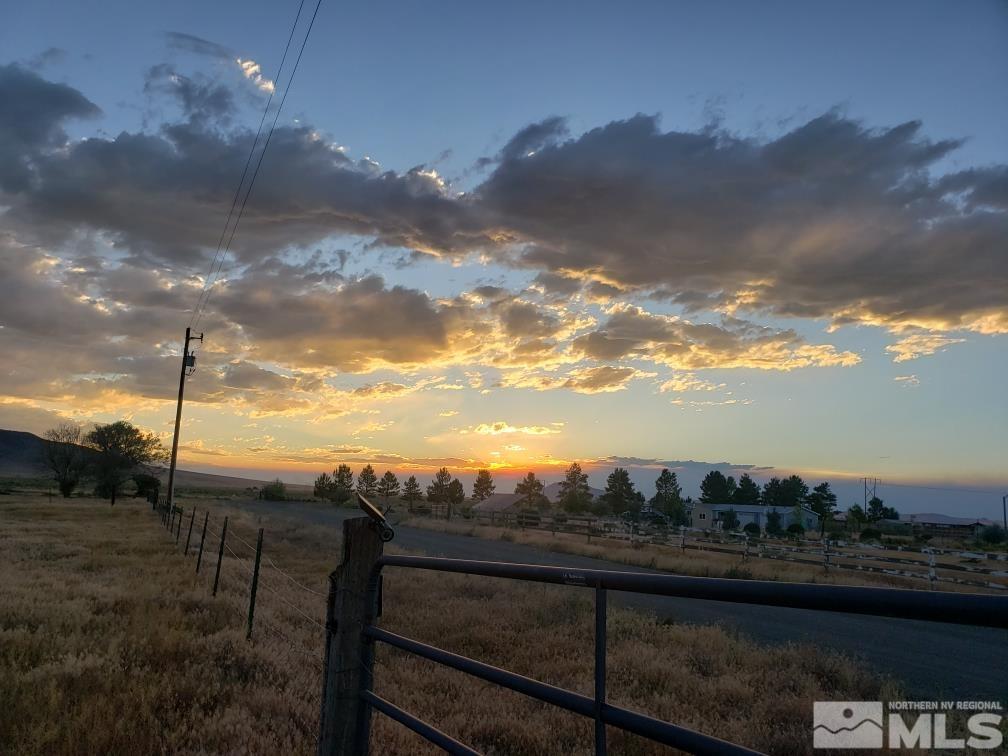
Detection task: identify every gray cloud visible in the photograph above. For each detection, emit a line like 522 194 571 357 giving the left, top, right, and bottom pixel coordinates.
0 64 100 192
571 306 858 370
144 64 236 124
3 67 1004 348
214 270 451 371
25 47 67 70
475 113 1007 334
165 32 235 61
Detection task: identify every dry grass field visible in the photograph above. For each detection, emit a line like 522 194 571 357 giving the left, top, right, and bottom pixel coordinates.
0 495 902 755
397 516 1006 593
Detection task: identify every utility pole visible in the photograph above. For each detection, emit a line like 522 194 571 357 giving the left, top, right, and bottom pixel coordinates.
166 327 202 514
1002 494 1006 532
863 477 878 511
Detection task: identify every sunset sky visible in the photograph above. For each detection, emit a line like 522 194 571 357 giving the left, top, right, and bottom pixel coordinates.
1 1 1006 515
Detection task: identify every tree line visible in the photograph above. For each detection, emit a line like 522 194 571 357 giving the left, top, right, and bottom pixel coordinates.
314 462 900 531
42 421 167 505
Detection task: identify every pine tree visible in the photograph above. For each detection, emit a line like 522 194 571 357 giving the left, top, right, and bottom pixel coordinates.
333 464 354 505
401 475 423 511
600 467 644 516
314 471 333 500
699 470 736 503
806 481 837 534
377 470 400 502
558 462 593 513
732 473 761 505
650 468 685 524
427 467 453 502
356 464 379 498
761 477 785 507
514 471 545 509
472 469 495 501
447 478 466 505
781 474 809 507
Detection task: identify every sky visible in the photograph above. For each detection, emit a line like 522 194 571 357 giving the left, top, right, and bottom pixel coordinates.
1 0 1006 517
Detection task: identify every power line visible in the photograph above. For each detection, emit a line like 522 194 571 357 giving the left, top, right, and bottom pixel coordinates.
193 0 325 329
188 0 307 329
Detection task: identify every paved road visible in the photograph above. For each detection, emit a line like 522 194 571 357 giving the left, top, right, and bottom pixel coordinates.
242 501 1007 700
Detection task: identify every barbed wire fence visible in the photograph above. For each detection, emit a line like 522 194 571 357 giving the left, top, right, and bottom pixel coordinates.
153 497 329 736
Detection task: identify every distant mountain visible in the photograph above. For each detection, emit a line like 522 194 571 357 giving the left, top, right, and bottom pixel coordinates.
0 428 51 475
0 428 309 491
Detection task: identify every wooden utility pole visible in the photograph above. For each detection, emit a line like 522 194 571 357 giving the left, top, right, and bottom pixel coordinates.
166 327 202 514
318 517 384 755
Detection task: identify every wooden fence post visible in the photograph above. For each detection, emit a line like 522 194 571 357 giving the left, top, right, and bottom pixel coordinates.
213 516 228 596
184 509 196 555
246 528 263 640
196 512 208 573
318 517 384 756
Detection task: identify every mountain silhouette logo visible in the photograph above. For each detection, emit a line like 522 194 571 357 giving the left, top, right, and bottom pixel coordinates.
813 702 884 748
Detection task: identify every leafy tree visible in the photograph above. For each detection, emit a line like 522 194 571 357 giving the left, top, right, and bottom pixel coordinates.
333 464 354 505
260 478 286 501
600 467 644 516
377 470 400 502
699 470 736 503
806 481 837 535
765 510 783 536
83 421 166 506
514 471 545 509
866 496 898 522
472 469 495 501
720 508 740 530
42 423 87 497
558 462 593 513
314 471 334 499
132 473 161 502
847 504 868 526
732 473 761 506
427 467 454 503
356 464 379 498
651 468 686 524
401 475 423 511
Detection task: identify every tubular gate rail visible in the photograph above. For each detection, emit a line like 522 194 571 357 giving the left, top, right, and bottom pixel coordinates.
317 505 1008 756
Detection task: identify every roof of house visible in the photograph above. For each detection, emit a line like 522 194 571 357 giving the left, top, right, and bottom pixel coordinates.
700 502 820 517
472 493 524 513
908 513 996 527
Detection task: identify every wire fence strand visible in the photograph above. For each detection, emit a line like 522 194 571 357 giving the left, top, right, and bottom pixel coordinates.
266 556 328 596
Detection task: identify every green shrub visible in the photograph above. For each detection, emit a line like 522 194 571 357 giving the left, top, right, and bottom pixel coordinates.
259 479 286 501
743 522 761 537
786 523 804 536
980 525 1006 545
859 527 882 541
